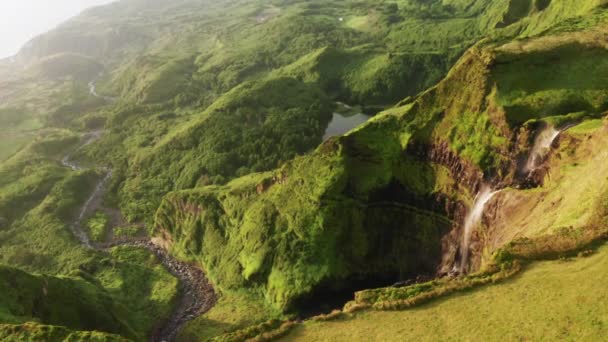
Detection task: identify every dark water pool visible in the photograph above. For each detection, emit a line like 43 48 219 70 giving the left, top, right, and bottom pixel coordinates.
323 112 372 140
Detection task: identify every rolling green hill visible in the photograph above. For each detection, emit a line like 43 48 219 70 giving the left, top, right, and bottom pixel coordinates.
1 0 607 341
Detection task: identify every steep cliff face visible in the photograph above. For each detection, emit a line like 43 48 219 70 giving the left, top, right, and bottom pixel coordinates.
149 46 504 310
153 16 608 311
482 118 608 262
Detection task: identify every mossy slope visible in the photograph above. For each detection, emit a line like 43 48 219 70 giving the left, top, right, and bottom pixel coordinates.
0 265 136 339
0 322 128 342
154 14 608 312
0 134 178 341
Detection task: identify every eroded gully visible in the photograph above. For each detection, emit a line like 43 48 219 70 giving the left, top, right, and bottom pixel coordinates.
62 83 216 342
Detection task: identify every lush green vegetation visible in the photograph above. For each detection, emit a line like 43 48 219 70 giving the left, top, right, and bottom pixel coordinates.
0 264 136 338
86 212 110 242
91 246 179 337
0 133 178 340
281 243 608 341
116 77 334 222
153 12 608 314
179 290 281 341
82 0 607 223
1 0 608 340
0 322 128 341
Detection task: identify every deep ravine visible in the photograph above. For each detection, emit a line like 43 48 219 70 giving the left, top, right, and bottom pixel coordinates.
61 83 216 342
63 131 216 342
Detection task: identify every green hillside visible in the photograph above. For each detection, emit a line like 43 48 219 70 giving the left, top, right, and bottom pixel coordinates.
153 16 608 312
282 243 608 341
1 0 607 341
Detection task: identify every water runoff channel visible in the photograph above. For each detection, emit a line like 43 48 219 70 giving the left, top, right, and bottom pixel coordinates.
63 78 216 342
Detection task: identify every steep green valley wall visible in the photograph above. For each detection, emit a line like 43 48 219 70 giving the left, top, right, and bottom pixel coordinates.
0 265 136 339
154 154 455 310
2 0 608 339
154 14 608 311
151 47 500 310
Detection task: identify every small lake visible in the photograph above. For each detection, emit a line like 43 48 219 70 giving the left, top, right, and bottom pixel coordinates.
323 112 372 140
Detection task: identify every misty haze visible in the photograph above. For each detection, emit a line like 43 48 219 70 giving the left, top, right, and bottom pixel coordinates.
0 0 115 58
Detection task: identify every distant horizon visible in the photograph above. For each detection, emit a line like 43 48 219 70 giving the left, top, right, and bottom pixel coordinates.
0 0 116 59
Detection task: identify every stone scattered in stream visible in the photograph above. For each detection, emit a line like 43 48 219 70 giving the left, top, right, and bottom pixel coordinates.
63 128 216 342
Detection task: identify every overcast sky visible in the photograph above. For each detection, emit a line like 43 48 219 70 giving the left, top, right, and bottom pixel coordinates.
0 0 117 58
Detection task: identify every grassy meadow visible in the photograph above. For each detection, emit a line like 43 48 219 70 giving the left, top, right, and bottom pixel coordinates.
282 244 608 341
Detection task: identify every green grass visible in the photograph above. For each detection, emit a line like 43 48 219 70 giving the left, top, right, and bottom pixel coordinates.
0 107 44 161
281 244 608 341
0 133 178 340
91 246 179 338
0 322 129 341
485 122 608 245
179 290 281 341
494 45 608 125
345 15 375 32
86 211 110 242
0 264 136 339
0 133 34 162
568 118 605 135
0 132 97 274
114 225 142 239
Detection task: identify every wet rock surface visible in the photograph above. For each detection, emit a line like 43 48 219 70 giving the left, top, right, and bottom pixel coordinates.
407 140 485 194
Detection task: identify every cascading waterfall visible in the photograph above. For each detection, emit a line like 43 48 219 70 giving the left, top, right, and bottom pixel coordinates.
88 80 99 97
454 186 500 273
524 125 561 174
449 123 564 275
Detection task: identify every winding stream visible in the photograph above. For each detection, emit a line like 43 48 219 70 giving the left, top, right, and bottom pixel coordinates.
61 81 216 342
88 73 117 103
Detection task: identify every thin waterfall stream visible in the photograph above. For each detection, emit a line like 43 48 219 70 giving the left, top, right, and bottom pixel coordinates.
449 124 565 275
455 186 500 273
524 126 561 174
88 72 117 103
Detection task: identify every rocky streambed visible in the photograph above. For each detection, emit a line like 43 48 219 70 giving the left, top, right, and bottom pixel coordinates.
101 239 217 342
63 131 216 342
